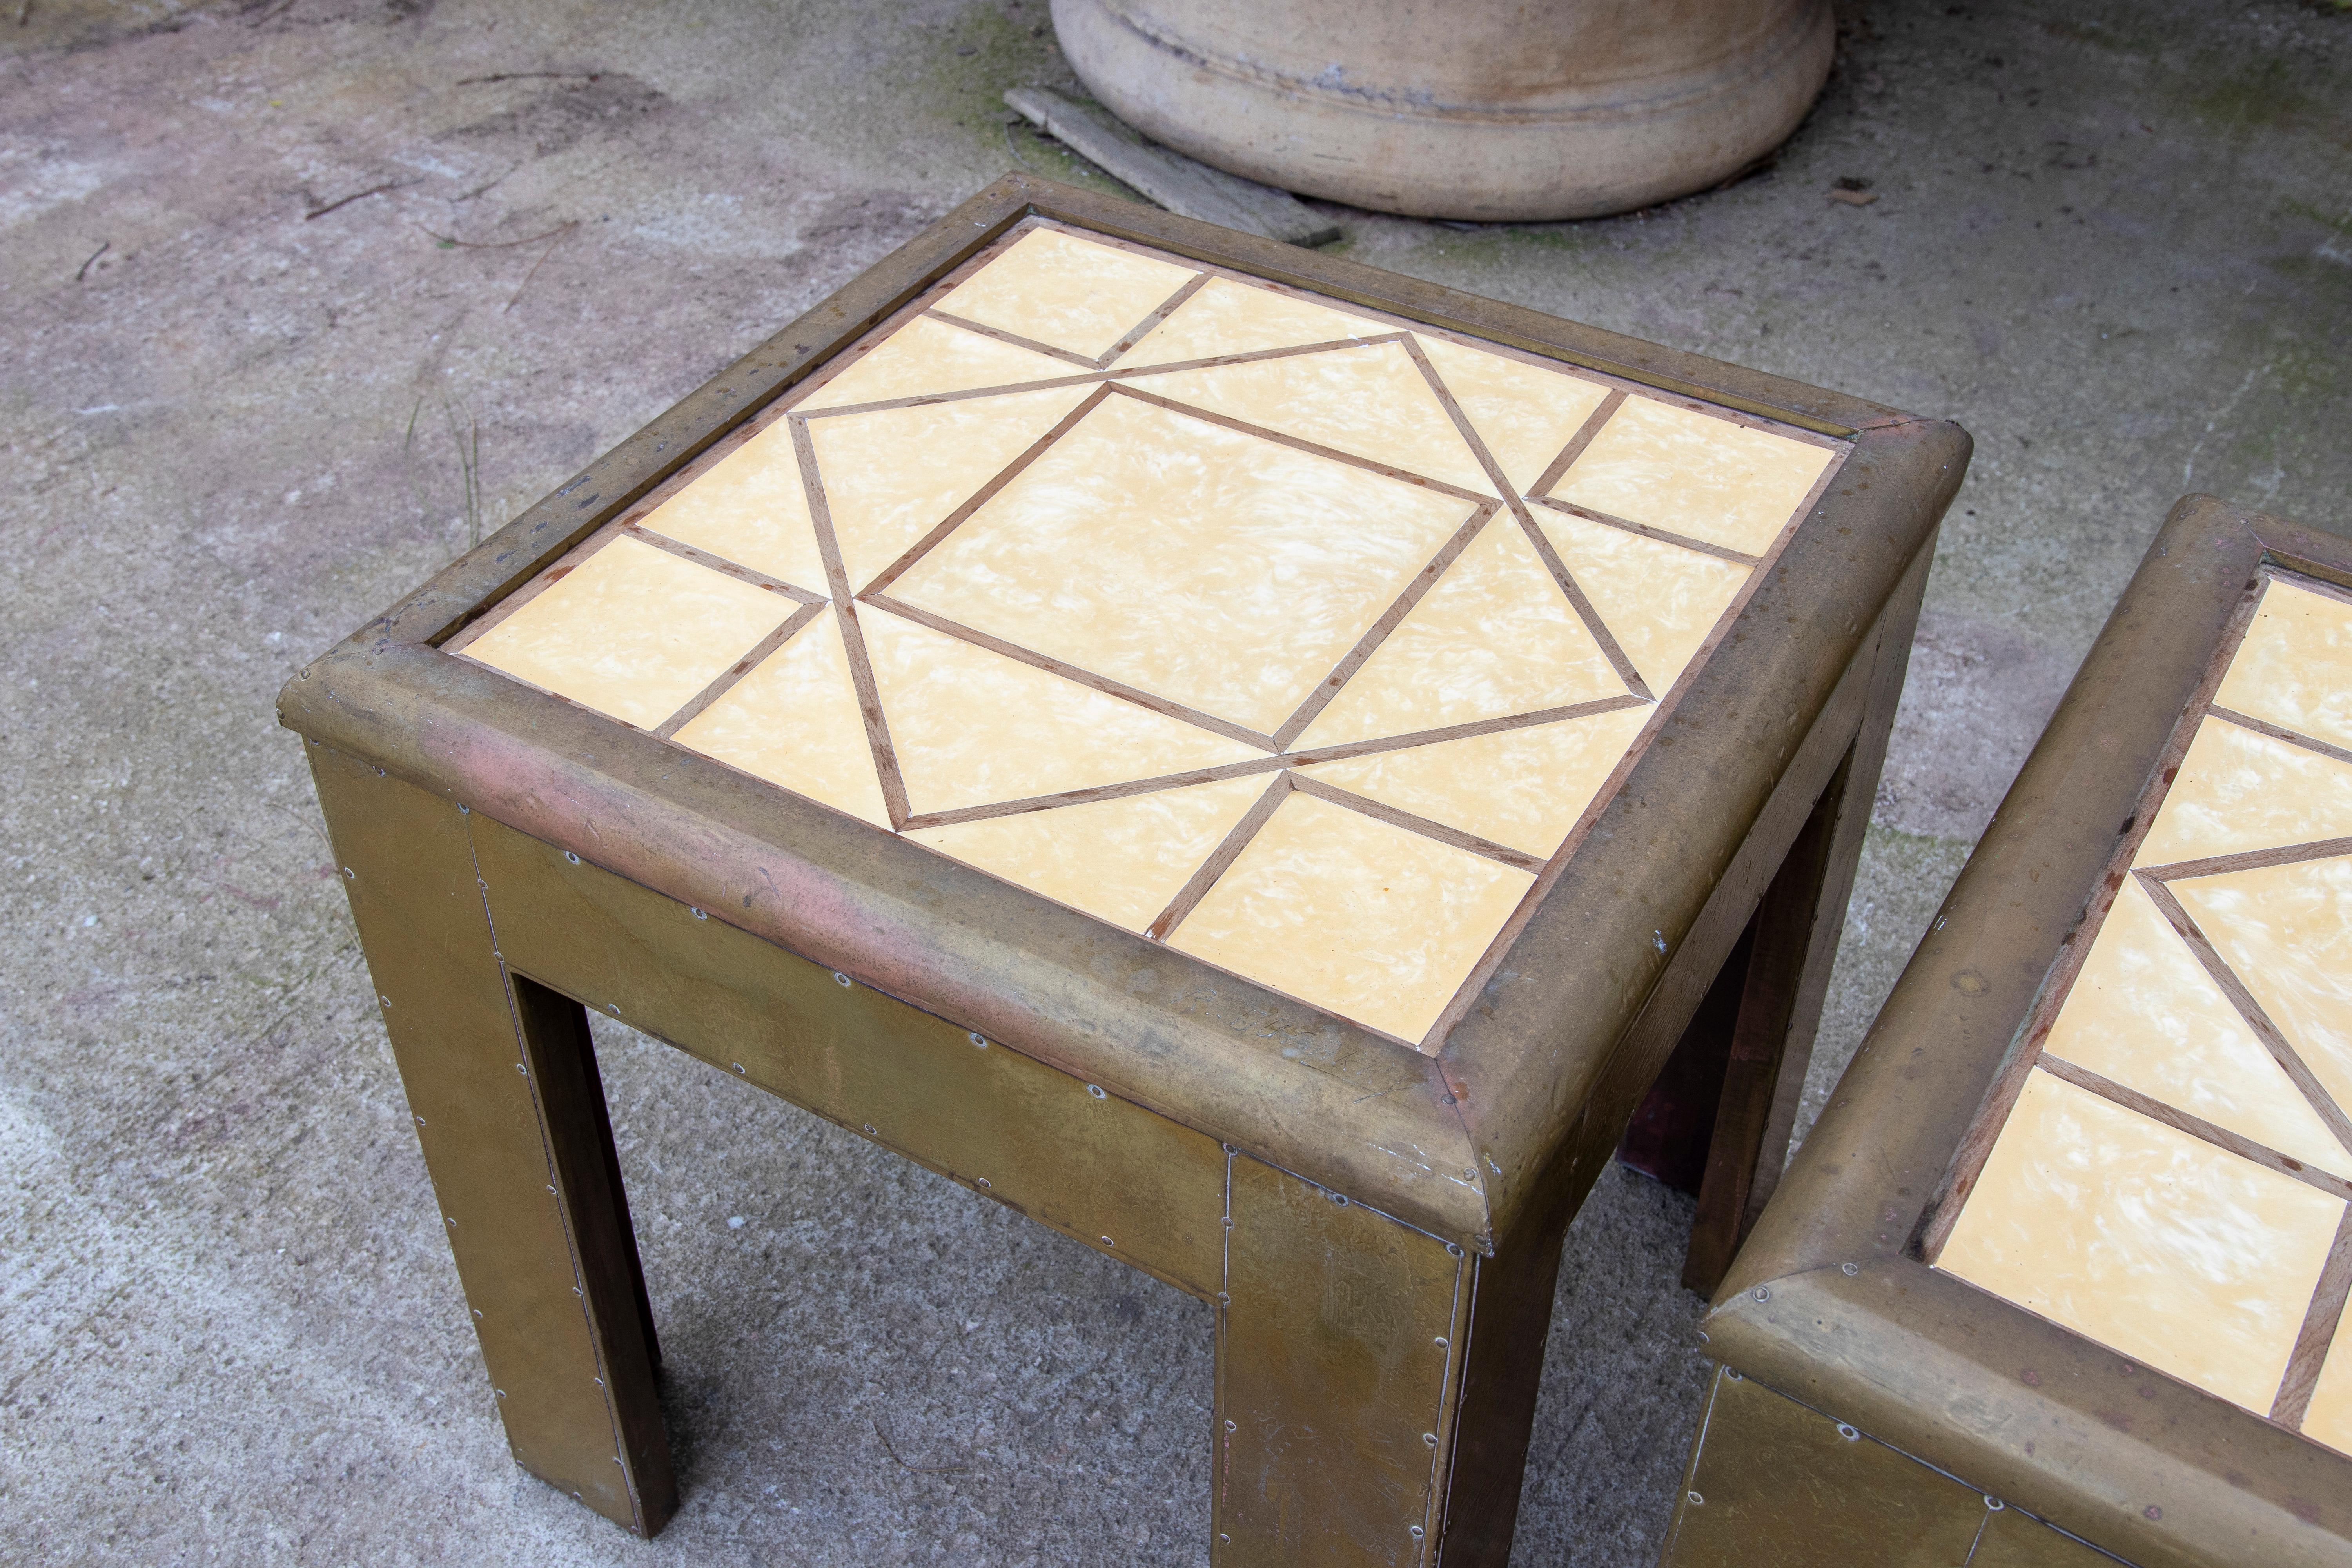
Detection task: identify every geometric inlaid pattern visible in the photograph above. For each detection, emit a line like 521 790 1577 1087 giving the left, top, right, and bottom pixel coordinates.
1935 572 2352 1458
448 219 1843 1050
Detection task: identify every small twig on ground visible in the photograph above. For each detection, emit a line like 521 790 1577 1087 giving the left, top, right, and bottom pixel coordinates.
74 240 109 282
304 180 406 221
503 222 576 313
872 1416 971 1474
443 397 482 547
1003 118 1035 172
418 221 575 250
455 71 603 86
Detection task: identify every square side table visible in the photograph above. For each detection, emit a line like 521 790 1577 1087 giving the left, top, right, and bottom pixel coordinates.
283 175 1965 1564
1671 494 2352 1567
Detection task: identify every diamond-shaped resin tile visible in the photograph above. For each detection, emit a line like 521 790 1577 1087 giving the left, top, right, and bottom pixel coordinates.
887 392 1476 736
2173 854 2352 1120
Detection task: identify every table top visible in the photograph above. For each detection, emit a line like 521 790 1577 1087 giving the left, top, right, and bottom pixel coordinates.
1934 567 2352 1457
445 218 1840 1050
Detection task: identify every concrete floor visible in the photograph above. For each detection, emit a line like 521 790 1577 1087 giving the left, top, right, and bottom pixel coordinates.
3 1 2347 1563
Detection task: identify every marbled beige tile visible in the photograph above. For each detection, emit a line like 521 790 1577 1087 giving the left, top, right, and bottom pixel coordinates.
859 604 1261 815
2136 716 2352 869
639 419 828 593
2214 578 2352 756
1167 788 1533 1045
1414 336 1611 497
2299 1312 2352 1458
1532 509 1751 696
799 314 1080 411
2045 878 2348 1173
1939 1067 2341 1415
1297 706 1651 858
1295 517 1626 749
1550 397 1835 558
908 775 1270 934
2174 854 2352 1123
672 612 890 828
890 394 1470 735
1129 341 1495 497
1114 275 1387 366
934 227 1199 362
809 383 1096 592
463 535 791 730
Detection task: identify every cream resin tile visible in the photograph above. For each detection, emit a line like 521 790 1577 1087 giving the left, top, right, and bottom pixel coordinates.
908 776 1270 934
1168 789 1533 1044
809 384 1096 592
639 419 828 592
2174 854 2352 1120
1114 275 1387 366
1298 706 1651 857
672 612 890 829
1296 518 1626 749
934 227 1198 361
2136 717 2352 869
799 314 1080 411
890 394 1472 735
1129 341 1496 497
465 536 791 730
1534 510 1751 696
859 604 1260 815
1940 1068 2341 1415
2300 1316 2352 1457
1550 396 1833 558
2043 878 2347 1172
2214 579 2352 756
1414 336 1611 497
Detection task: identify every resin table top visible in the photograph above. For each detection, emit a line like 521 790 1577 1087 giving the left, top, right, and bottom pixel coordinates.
448 219 1843 1051
1936 570 2352 1457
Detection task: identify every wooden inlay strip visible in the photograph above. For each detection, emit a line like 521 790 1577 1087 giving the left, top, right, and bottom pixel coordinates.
860 592 1281 753
2135 870 2352 1157
1528 387 1627 499
1289 773 1544 870
1529 495 1766 567
2211 706 2352 772
1106 383 1491 503
1513 506 1652 703
1269 502 1497 751
652 599 827 739
1097 271 1211 366
2139 836 2352 884
620 524 829 602
1145 773 1292 940
924 307 1102 370
859 385 1114 597
2275 1205 2352 1427
2038 1054 2352 1203
792 415 912 829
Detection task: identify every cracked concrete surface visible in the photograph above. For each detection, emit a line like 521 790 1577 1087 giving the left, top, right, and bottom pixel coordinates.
2 0 2347 1563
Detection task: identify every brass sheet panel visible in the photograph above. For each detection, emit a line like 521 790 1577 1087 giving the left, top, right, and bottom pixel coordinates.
307 746 640 1527
467 811 1228 1298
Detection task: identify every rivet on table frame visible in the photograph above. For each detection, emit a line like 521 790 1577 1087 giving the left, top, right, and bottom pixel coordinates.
732 1062 746 1075
1433 1336 1448 1349
1687 1491 1704 1506
691 907 709 920
546 1185 556 1195
833 972 852 987
516 1063 527 1076
471 1309 483 1321
1409 1525 1425 1539
343 867 355 879
1224 1419 1237 1432
457 804 469 814
495 1388 507 1399
976 1177 991 1189
1087 1084 1106 1099
564 851 581 864
414 1115 425 1126
1099 1235 1114 1247
1837 1424 1860 1441
378 994 392 1007
444 1215 457 1227
1751 1287 1770 1302
1221 1143 1238 1156
605 1002 620 1016
573 1287 583 1298
1985 1497 2005 1511
1445 1242 1462 1257
863 1123 877 1135
1422 1432 1438 1447
1216 1292 1229 1306
1842 1262 1859 1274
1328 1192 1348 1205
475 879 486 890
969 1032 987 1048
1221 1216 1234 1229
1725 1369 1744 1382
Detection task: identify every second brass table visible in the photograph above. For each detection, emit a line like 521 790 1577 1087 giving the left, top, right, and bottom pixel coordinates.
284 175 1966 1564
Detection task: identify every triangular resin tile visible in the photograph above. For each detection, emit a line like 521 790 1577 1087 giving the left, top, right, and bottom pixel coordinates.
1297 706 1651 858
799 314 1081 411
907 775 1270 934
808 383 1096 593
1550 395 1834 558
1414 336 1611 497
1533 509 1751 696
889 393 1472 735
672 612 891 828
933 227 1199 362
2214 578 2352 756
2136 717 2352 869
1296 517 1626 749
462 535 795 731
2044 878 2347 1173
637 419 829 593
1127 341 1496 497
1114 275 1388 367
2173 853 2352 1122
859 605 1262 815
1166 788 1533 1044
1937 1067 2341 1416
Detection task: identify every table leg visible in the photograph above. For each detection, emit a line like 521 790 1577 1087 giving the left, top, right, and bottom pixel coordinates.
307 743 676 1535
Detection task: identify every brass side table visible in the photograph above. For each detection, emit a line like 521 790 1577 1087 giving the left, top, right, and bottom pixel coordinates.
283 175 1965 1564
1664 494 2352 1567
